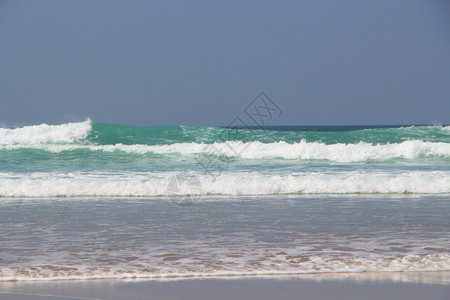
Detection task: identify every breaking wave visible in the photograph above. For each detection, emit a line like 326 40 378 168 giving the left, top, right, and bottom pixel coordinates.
2 139 449 163
0 171 448 197
0 119 92 145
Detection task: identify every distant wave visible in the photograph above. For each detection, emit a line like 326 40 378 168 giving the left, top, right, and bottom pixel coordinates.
0 119 92 145
1 121 449 147
0 171 448 197
1 120 450 163
2 139 449 163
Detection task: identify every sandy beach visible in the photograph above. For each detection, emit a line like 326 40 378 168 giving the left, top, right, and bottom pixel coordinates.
1 274 449 300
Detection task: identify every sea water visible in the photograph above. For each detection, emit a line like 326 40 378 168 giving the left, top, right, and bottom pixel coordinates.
0 120 449 282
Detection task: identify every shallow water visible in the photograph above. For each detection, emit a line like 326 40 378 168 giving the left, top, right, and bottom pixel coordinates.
0 195 448 282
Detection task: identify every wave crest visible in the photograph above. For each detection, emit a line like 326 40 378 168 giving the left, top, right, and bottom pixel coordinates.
0 120 92 145
3 139 449 162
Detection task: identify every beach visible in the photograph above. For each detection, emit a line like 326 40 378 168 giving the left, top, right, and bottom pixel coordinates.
1 194 449 281
1 275 450 300
2 1 449 298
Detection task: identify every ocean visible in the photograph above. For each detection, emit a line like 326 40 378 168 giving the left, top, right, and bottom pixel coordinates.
0 120 449 282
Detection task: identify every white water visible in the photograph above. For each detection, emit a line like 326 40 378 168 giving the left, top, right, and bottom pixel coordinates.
0 120 91 145
2 139 450 162
0 170 449 197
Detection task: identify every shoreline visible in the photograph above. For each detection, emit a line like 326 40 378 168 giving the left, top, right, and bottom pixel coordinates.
1 270 449 285
0 275 449 300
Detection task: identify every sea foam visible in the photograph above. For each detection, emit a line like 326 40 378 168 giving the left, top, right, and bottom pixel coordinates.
0 171 448 197
0 119 91 145
2 139 449 162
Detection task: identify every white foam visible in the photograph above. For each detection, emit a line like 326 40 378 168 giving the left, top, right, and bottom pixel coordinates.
0 171 448 197
213 140 450 162
0 119 91 145
0 253 448 283
2 139 450 162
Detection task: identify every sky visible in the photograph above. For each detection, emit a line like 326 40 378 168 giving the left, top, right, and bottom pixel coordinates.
0 0 449 127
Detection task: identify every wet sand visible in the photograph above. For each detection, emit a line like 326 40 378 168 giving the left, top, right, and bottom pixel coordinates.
0 275 449 300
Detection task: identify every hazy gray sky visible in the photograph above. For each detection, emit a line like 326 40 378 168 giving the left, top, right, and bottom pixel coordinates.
1 0 449 126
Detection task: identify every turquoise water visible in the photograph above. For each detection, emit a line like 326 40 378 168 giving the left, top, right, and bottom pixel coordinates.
0 120 449 196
